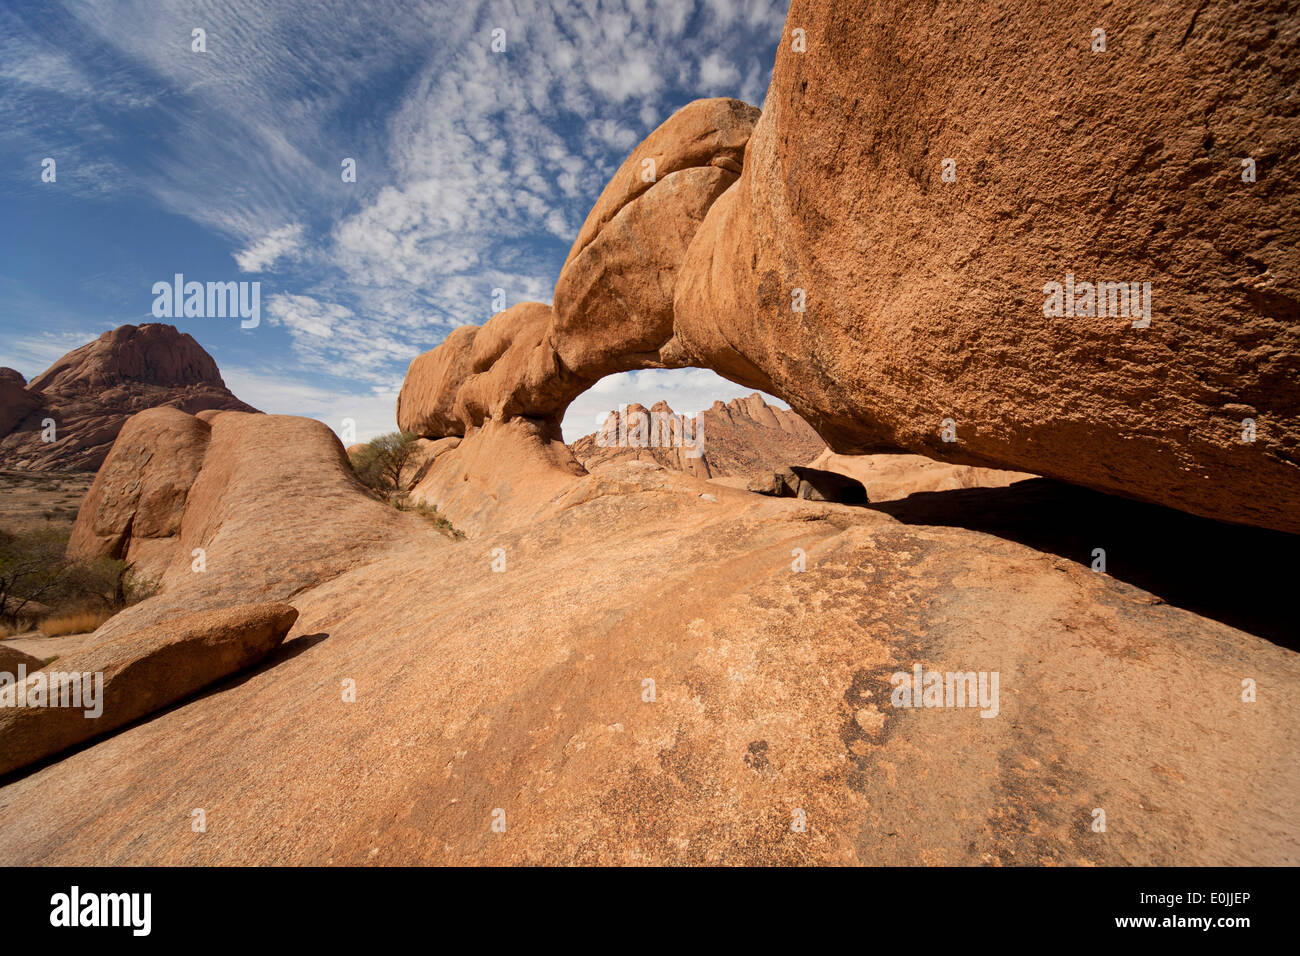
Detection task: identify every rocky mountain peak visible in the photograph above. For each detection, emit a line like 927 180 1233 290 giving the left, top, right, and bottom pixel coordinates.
0 323 257 472
27 323 228 396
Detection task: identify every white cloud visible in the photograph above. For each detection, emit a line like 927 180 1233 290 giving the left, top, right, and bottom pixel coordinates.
698 52 742 89
588 53 660 102
234 224 306 273
266 292 345 338
264 292 419 387
0 329 107 382
587 119 640 152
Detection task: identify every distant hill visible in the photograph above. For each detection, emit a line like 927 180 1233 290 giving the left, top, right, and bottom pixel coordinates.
0 323 258 471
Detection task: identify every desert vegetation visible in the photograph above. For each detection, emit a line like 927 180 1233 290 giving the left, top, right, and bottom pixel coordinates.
348 430 419 495
348 431 464 538
0 526 157 636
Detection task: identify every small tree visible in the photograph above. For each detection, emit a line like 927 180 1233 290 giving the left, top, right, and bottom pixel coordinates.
0 528 160 627
62 556 160 612
0 527 68 622
349 431 420 497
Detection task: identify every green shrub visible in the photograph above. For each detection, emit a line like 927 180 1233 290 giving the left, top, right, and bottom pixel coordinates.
0 527 159 627
347 433 465 537
0 527 69 621
393 496 465 538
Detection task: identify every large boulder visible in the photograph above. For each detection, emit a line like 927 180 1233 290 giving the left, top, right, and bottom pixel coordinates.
672 0 1300 533
0 377 40 438
552 97 758 381
453 303 570 427
66 409 414 638
398 4 1299 535
67 406 212 579
552 165 740 377
408 416 586 536
0 602 298 776
746 466 869 504
398 305 594 438
0 645 45 674
396 325 479 438
809 449 1031 503
563 97 759 266
396 99 762 444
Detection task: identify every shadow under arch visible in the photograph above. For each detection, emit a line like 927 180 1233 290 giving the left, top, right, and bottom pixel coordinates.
865 478 1298 649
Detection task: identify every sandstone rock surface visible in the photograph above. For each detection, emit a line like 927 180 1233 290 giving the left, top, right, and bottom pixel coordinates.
68 409 415 636
396 99 762 442
563 97 759 268
396 325 480 438
809 449 1032 503
0 415 1294 864
0 324 258 472
0 602 297 777
552 165 737 377
2 0 1297 867
408 416 585 537
671 0 1300 533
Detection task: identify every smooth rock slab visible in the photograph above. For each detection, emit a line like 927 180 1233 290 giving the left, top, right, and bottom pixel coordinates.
0 602 297 776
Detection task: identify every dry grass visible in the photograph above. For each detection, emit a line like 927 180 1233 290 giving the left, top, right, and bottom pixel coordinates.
41 609 112 637
392 496 466 538
0 619 41 638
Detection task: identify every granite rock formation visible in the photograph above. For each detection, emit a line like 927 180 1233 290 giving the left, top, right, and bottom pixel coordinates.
0 602 298 776
1 410 1295 863
2 0 1297 867
0 324 258 472
396 3 1300 534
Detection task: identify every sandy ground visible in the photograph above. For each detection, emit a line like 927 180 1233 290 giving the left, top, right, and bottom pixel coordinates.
1 631 103 662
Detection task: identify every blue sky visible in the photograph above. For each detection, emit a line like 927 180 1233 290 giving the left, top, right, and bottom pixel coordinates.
0 0 790 442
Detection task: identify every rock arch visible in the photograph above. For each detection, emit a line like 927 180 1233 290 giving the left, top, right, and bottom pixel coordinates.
398 2 1300 536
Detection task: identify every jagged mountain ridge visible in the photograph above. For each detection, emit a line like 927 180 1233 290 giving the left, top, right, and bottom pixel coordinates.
570 392 826 478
